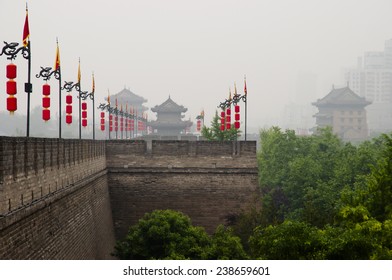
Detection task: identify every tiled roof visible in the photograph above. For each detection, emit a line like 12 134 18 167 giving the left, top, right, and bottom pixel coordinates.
151 96 187 113
107 88 147 105
313 86 371 107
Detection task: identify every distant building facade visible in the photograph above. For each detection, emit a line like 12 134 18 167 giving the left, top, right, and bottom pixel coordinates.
149 96 192 136
344 39 392 134
312 86 371 142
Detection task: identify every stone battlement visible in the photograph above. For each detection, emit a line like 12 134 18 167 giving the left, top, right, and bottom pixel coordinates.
0 136 106 215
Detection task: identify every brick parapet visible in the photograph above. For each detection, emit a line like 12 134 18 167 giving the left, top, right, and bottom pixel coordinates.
0 137 106 215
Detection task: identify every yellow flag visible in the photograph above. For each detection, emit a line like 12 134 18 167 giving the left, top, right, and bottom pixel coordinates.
77 59 81 83
92 73 95 93
54 42 60 70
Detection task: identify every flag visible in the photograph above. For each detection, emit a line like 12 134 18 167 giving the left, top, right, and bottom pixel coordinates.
22 7 30 47
77 59 81 83
54 42 60 71
244 75 247 95
92 73 95 93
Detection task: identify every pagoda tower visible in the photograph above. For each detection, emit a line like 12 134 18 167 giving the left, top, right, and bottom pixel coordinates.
149 96 192 136
106 87 148 113
312 85 371 142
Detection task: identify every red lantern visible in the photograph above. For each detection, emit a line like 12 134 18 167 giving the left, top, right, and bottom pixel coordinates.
6 80 17 95
7 96 17 112
235 121 240 129
66 95 72 104
42 97 50 108
65 94 72 124
6 64 18 114
109 114 113 132
226 123 231 130
109 114 113 131
66 105 72 114
66 115 72 124
226 108 231 116
42 84 50 96
220 124 225 131
220 111 225 118
41 84 51 121
235 105 240 113
82 119 87 127
82 111 87 119
82 102 87 110
100 111 105 131
6 64 17 79
42 109 50 121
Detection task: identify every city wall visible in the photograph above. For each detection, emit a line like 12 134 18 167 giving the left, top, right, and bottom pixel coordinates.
0 138 260 259
0 137 115 259
106 140 260 239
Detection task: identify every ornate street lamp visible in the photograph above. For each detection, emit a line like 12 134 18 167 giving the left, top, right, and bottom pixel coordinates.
35 41 62 138
218 79 248 140
79 73 95 139
0 7 32 137
196 110 205 132
98 97 141 140
62 60 92 139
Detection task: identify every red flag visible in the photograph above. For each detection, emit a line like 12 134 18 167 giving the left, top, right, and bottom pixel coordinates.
244 76 247 95
23 8 30 47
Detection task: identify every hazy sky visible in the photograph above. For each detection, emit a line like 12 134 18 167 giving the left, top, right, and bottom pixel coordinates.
1 0 392 133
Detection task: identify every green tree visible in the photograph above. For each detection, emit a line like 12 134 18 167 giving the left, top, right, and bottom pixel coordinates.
249 220 325 260
201 111 240 141
209 225 248 260
256 126 377 227
114 210 211 260
113 209 249 260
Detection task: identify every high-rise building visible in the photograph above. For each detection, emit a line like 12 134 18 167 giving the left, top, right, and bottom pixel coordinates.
344 39 392 134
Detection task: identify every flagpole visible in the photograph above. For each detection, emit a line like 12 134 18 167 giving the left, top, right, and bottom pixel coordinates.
57 40 62 139
244 75 247 141
25 5 32 137
92 73 95 140
78 58 81 140
93 91 95 140
24 4 32 138
26 39 32 137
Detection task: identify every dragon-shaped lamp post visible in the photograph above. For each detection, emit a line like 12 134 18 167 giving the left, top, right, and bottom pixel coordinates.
36 65 62 138
0 41 32 137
